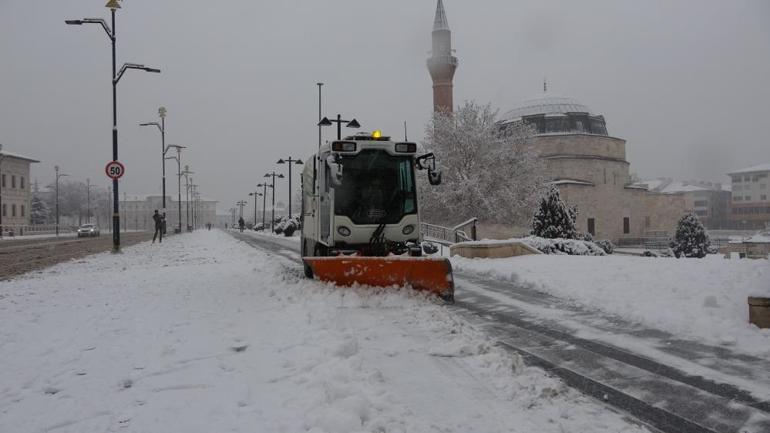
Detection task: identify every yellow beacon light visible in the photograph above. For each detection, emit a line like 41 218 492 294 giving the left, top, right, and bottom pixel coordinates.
372 130 382 139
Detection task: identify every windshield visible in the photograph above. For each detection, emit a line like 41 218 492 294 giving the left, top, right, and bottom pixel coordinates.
81 224 94 228
333 150 416 224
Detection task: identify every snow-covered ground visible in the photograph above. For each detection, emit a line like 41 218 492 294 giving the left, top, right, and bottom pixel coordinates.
452 254 770 357
0 231 648 433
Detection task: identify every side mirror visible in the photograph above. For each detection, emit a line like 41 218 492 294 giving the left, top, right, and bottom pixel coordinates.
428 170 442 185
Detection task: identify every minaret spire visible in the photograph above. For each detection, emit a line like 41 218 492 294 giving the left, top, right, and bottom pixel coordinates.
427 0 458 112
434 0 449 31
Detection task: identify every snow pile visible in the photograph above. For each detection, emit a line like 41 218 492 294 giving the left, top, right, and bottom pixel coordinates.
521 236 606 256
0 231 648 433
452 254 770 357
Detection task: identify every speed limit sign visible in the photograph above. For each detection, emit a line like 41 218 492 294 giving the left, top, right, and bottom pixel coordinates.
105 160 125 180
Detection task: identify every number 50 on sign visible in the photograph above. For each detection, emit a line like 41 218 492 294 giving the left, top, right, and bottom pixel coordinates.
105 160 125 180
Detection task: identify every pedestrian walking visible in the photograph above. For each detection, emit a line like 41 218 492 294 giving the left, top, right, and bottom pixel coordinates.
238 217 245 233
152 210 163 243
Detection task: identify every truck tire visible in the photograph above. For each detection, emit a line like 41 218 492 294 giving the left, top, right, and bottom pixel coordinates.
303 261 314 279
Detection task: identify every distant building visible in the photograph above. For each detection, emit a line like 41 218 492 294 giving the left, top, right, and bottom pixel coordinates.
635 178 732 229
0 148 39 227
499 95 687 243
119 194 218 231
727 163 770 229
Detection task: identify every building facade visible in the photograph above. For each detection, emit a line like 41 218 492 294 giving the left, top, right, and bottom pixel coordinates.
426 0 457 112
636 179 732 229
119 195 218 231
728 163 770 229
500 95 687 243
0 149 39 228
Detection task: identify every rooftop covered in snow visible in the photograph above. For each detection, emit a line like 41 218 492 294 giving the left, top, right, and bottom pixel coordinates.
728 163 770 175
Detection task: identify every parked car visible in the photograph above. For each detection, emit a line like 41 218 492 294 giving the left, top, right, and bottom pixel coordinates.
77 224 100 238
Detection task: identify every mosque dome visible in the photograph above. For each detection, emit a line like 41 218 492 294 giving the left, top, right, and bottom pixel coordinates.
500 94 608 136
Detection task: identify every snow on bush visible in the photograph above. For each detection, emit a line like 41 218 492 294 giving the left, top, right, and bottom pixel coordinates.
594 239 614 254
531 186 578 239
274 216 300 237
670 213 711 258
521 236 606 256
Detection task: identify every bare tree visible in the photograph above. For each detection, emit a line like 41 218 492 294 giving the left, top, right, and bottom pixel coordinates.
419 101 544 225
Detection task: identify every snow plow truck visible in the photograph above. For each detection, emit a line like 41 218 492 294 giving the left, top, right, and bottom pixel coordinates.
300 130 454 302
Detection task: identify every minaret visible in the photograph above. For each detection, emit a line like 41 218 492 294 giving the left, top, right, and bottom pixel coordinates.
427 0 458 112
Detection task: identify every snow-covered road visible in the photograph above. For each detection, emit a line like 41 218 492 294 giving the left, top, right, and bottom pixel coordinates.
0 230 647 433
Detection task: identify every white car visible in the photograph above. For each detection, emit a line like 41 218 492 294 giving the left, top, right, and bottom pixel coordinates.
77 224 101 238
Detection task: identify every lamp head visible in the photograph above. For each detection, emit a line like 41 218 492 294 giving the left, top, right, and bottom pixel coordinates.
318 117 332 126
277 159 285 164
347 119 361 129
295 159 304 165
65 19 84 25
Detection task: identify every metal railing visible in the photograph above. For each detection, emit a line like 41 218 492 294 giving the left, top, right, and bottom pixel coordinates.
420 218 478 245
0 224 74 238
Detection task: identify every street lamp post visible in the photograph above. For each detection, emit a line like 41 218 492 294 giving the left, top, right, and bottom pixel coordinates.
66 1 162 251
256 182 271 231
164 144 185 233
0 144 4 239
264 172 284 232
54 166 69 236
318 114 360 140
181 166 194 231
86 177 96 224
277 157 303 219
139 106 167 216
248 191 263 227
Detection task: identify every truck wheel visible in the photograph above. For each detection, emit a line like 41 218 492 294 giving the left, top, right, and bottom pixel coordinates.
303 261 313 279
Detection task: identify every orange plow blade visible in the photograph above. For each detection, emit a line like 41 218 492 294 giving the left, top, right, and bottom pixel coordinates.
304 256 454 301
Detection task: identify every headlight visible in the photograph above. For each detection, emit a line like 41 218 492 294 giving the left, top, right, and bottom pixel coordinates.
402 224 415 235
337 226 351 236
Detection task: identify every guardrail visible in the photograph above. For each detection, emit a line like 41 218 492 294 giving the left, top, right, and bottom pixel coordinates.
0 224 74 238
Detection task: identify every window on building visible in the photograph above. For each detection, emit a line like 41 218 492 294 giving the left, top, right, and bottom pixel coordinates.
693 200 708 207
732 176 741 183
623 217 630 234
1 174 4 188
762 195 768 201
587 218 596 236
20 177 24 190
695 210 707 216
21 205 25 217
734 196 742 202
12 204 16 217
1 203 5 217
11 175 16 188
744 176 751 182
645 216 651 228
745 196 752 201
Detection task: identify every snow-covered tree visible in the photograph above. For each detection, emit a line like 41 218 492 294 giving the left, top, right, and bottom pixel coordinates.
30 194 51 224
531 186 578 239
670 213 711 258
419 101 544 225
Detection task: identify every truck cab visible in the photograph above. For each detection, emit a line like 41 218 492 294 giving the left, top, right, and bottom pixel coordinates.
301 132 437 259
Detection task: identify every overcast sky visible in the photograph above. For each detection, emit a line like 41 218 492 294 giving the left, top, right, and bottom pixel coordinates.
2 0 769 213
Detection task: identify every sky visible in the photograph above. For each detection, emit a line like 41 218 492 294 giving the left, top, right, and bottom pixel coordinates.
2 0 769 213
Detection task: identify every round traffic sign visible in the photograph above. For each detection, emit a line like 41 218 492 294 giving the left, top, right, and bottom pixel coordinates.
105 160 125 180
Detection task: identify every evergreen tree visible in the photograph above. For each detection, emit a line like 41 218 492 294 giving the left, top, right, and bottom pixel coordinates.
531 186 578 239
31 195 51 224
670 213 711 258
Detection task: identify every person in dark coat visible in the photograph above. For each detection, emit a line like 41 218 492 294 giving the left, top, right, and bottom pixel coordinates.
238 217 245 233
152 209 163 244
